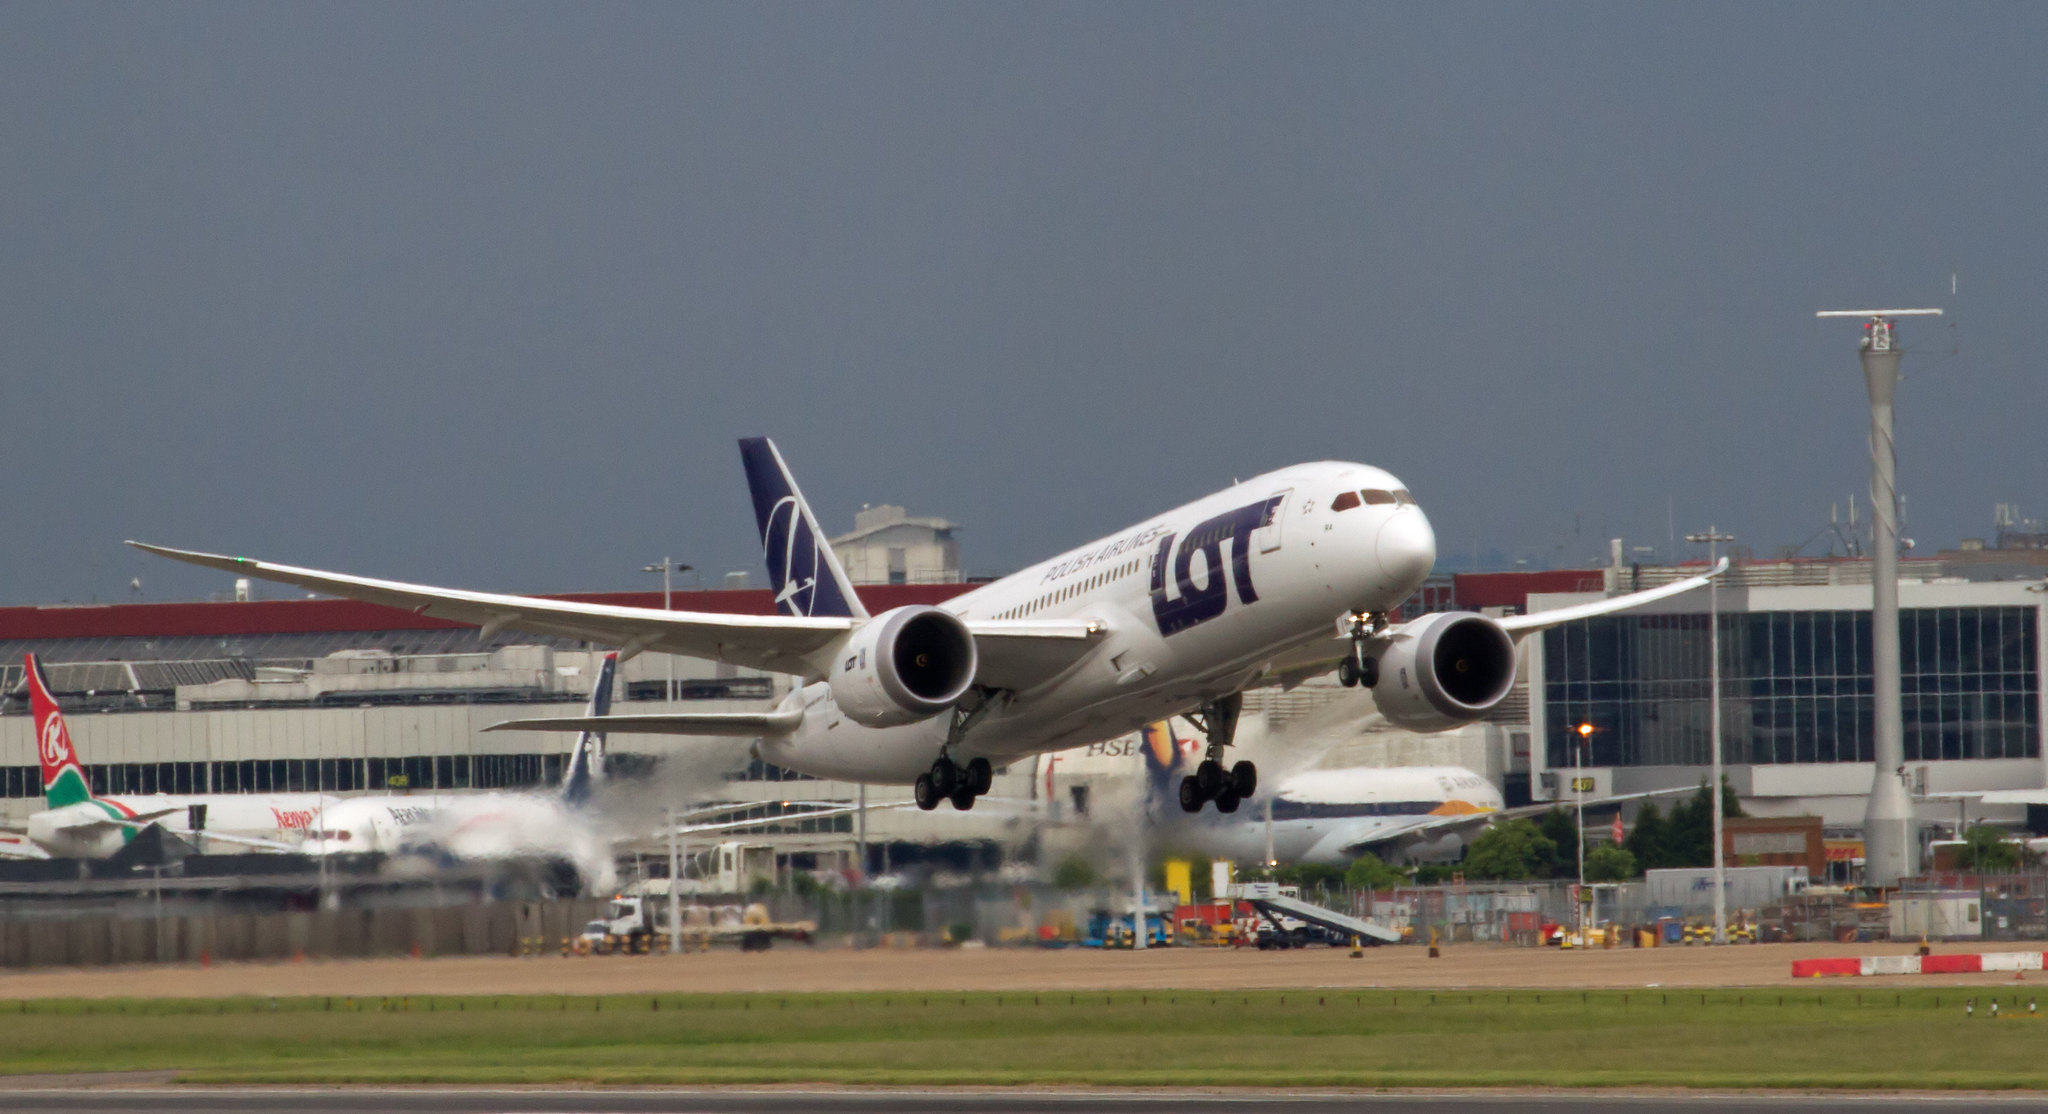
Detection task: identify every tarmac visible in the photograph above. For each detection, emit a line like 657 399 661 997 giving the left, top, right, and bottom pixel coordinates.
0 1087 2044 1114
1 938 2045 999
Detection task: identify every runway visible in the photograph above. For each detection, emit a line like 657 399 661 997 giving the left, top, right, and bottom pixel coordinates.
0 1089 2045 1114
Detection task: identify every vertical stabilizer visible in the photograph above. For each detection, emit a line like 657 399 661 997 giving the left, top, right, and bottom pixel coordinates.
25 655 93 809
737 438 869 620
560 652 617 808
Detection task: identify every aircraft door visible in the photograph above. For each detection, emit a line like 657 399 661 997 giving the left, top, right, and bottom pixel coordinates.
1254 488 1292 553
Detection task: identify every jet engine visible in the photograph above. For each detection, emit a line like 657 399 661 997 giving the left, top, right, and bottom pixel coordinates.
828 605 978 727
1370 611 1518 732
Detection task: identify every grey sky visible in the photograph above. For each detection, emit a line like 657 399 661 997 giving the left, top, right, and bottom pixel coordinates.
3 3 2041 604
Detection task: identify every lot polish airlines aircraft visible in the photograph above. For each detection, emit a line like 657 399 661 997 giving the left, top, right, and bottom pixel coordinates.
133 439 1722 815
10 655 336 857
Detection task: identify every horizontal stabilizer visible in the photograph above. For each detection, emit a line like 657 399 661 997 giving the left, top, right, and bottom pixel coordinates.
487 709 805 737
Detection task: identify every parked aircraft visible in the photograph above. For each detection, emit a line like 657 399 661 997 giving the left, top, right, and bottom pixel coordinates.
301 653 621 867
134 439 1722 816
1133 719 1677 865
9 654 336 857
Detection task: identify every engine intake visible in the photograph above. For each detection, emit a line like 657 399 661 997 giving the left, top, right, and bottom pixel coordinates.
1370 612 1518 732
829 606 978 727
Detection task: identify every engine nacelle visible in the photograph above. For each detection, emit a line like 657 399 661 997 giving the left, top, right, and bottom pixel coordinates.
1371 611 1518 732
828 605 978 727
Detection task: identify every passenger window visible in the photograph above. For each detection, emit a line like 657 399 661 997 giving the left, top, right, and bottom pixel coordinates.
1331 491 1361 512
1362 490 1397 505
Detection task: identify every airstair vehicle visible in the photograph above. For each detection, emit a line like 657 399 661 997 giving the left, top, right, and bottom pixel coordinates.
1232 882 1401 947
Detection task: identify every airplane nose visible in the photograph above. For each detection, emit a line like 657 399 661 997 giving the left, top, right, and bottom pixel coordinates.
1376 507 1436 591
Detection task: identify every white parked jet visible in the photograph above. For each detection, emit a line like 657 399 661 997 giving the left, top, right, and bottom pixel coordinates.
133 440 1721 816
11 654 335 857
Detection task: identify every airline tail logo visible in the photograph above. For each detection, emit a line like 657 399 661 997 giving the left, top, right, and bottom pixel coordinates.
738 438 861 619
24 655 92 808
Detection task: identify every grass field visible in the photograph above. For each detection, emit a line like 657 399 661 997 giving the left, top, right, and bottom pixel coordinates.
0 988 2044 1089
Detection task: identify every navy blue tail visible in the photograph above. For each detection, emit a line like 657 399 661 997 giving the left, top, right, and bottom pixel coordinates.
737 437 867 619
560 652 617 808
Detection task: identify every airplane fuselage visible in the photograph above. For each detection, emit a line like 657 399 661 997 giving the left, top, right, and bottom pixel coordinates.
759 461 1435 782
1162 766 1505 865
24 793 335 859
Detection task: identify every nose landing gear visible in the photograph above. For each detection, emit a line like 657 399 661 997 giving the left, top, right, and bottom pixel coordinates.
1177 693 1257 814
1336 611 1387 688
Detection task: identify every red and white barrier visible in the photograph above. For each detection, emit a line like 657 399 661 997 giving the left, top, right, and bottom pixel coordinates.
1792 951 2047 978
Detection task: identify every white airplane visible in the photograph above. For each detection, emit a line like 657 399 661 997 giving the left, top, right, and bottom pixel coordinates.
132 439 1722 816
302 653 621 869
1128 721 1677 866
10 654 336 857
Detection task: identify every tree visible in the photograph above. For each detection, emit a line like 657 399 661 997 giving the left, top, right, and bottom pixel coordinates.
1345 853 1408 892
1464 819 1559 881
1663 778 1744 868
1536 807 1578 878
1584 844 1638 882
1956 825 2027 874
1624 801 1671 872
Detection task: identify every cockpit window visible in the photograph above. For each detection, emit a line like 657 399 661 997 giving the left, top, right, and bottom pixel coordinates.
1361 489 1397 506
1330 491 1361 512
1393 488 1413 504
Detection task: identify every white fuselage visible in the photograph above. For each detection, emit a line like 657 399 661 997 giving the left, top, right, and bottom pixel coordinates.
24 793 336 859
1162 766 1505 866
759 461 1435 782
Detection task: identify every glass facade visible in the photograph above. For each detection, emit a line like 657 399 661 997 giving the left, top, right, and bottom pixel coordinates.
1544 606 2040 769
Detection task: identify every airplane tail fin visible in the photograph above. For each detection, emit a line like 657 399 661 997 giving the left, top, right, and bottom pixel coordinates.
737 437 868 620
24 655 93 809
560 652 617 808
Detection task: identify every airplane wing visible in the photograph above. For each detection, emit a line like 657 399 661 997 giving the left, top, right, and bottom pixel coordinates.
1327 786 1699 859
129 542 857 676
487 710 804 737
1261 559 1728 686
165 829 303 853
1494 558 1730 635
130 542 1104 688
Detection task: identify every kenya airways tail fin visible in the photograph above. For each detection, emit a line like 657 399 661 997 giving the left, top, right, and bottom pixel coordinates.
559 652 617 808
24 655 93 809
737 438 868 620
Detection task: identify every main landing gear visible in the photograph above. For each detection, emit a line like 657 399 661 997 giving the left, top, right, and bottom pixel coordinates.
914 696 999 811
914 755 992 812
1336 611 1385 688
1178 693 1257 815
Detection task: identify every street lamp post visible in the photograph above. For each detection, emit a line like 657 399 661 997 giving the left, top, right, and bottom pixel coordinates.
1575 722 1593 940
1685 528 1735 945
641 560 693 703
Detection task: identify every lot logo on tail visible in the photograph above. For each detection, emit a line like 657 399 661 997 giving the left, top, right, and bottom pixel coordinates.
738 438 862 619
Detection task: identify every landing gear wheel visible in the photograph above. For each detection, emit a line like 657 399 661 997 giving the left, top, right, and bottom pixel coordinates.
1178 776 1204 814
1230 760 1257 799
1358 655 1379 688
1337 656 1360 687
1195 759 1225 799
950 786 976 811
913 773 940 811
1215 789 1241 814
965 757 993 796
929 759 959 797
